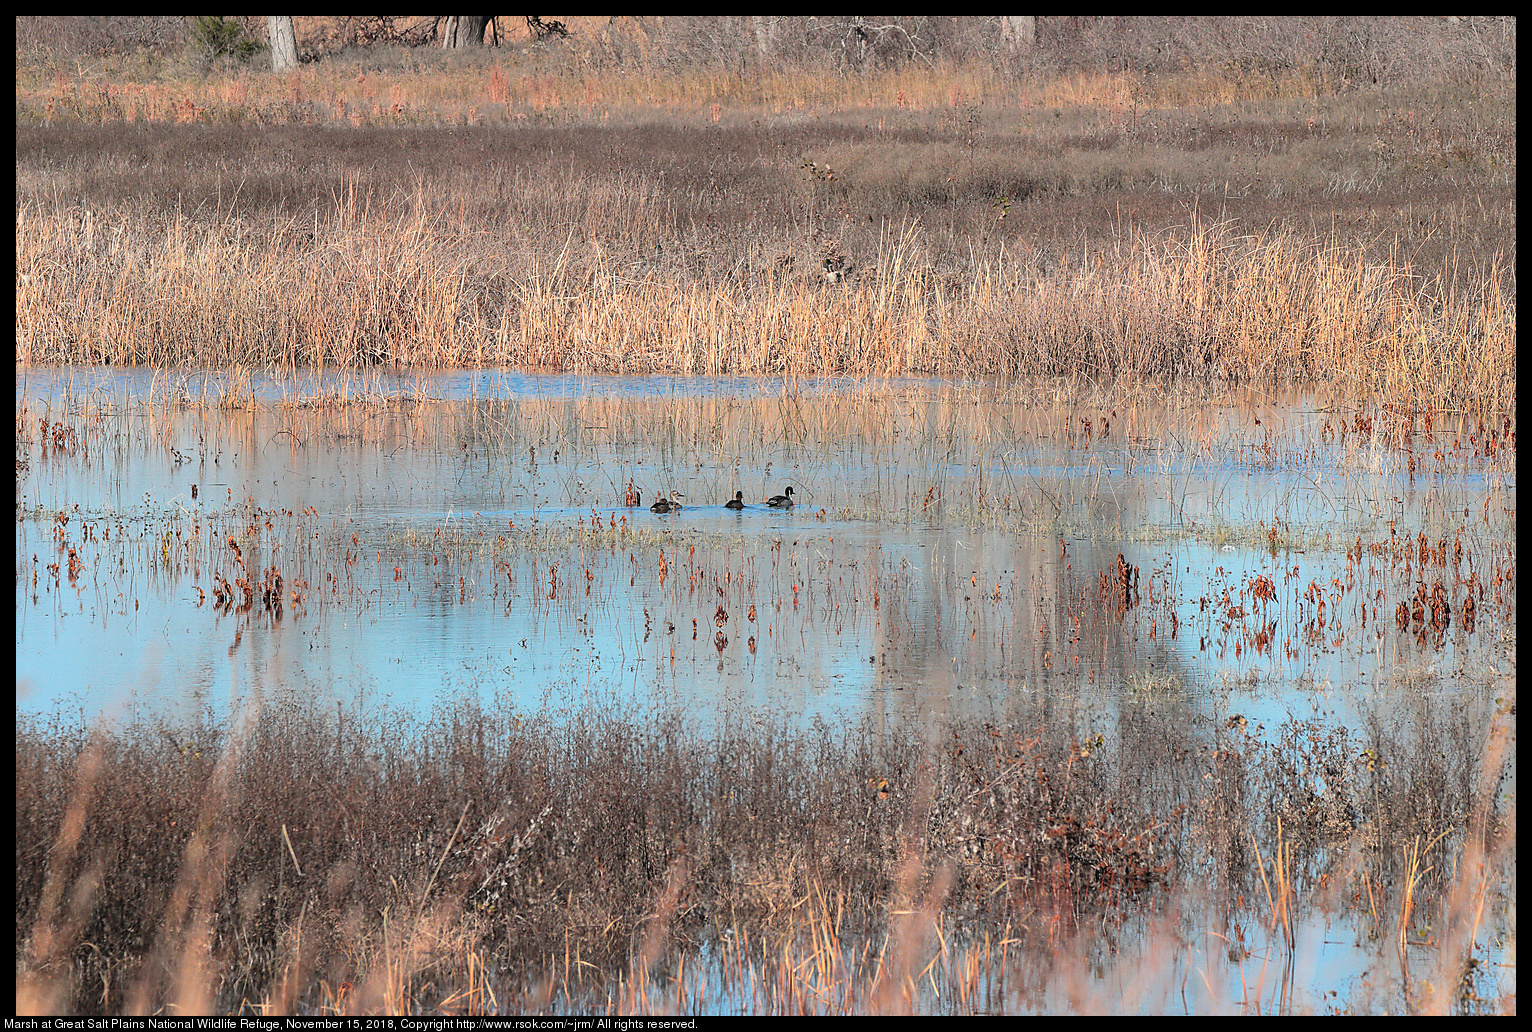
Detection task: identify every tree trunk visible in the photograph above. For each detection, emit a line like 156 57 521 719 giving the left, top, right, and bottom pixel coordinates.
1000 16 1036 49
750 16 777 62
267 16 298 72
441 16 490 48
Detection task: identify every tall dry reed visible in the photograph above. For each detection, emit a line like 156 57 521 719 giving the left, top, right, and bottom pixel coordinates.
17 186 1513 409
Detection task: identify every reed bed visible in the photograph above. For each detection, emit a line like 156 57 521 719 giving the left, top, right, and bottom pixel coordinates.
15 186 1514 409
15 687 1514 1015
17 18 1517 412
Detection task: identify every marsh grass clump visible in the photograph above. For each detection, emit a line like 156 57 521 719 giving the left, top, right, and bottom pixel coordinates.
15 170 1515 411
15 686 1513 1015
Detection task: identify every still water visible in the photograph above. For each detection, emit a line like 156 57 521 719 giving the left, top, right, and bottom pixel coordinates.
17 368 1513 737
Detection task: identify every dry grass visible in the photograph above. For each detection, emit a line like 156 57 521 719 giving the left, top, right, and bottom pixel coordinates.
15 182 1514 409
15 685 1514 1014
14 19 1516 411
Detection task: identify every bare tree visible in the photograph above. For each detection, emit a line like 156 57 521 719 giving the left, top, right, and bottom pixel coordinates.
266 16 298 71
805 16 936 69
526 16 568 40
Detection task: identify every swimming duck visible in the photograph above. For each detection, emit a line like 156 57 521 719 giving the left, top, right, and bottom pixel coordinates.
766 485 795 508
725 490 745 510
651 490 684 513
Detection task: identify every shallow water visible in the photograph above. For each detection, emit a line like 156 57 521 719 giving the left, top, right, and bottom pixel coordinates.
14 368 1516 1012
17 369 1514 731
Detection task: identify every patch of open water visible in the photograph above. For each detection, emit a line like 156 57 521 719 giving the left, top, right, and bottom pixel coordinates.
18 370 1513 730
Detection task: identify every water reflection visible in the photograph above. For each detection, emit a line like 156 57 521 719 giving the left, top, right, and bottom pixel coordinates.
17 370 1513 738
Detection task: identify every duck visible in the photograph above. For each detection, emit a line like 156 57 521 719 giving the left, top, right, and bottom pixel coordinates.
651 490 684 513
766 485 795 508
725 490 745 510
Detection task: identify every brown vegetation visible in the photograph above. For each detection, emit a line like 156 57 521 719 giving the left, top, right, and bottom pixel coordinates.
12 18 1518 1015
15 689 1515 1014
14 17 1516 410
